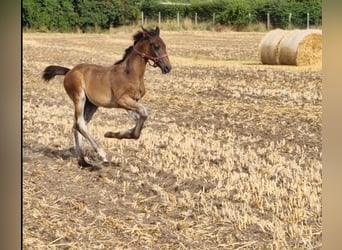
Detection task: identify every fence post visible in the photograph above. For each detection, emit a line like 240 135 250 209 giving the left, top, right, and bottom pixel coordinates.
177 12 180 26
158 12 161 26
289 12 292 28
141 11 144 26
267 12 270 30
195 12 198 25
307 13 310 29
213 13 215 25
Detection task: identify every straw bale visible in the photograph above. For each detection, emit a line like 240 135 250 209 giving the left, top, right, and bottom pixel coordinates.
278 29 322 66
259 29 290 65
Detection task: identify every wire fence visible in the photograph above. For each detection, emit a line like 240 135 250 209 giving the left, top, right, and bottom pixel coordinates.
140 11 319 30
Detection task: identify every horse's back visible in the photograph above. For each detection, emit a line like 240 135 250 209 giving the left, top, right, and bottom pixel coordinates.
64 63 119 108
64 63 112 83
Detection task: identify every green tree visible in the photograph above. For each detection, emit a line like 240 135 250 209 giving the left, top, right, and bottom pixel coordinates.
188 0 229 22
254 0 322 29
23 0 78 31
302 0 322 26
73 0 104 31
22 0 321 31
140 0 159 19
52 0 78 31
74 0 132 31
121 0 140 25
22 0 41 29
217 0 255 30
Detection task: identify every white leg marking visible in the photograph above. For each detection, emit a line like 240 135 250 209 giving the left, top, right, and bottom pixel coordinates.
76 91 108 162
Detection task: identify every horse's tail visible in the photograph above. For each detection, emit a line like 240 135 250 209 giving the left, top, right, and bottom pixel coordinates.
42 65 70 82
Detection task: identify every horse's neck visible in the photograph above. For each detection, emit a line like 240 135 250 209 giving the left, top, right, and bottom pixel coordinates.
124 52 146 97
125 52 147 79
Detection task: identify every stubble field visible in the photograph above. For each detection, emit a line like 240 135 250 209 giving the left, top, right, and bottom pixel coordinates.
23 29 322 249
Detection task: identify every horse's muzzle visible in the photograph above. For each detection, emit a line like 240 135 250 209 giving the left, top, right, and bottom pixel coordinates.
157 59 171 74
162 64 172 74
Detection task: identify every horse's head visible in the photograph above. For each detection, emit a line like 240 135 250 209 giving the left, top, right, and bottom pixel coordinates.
135 26 172 74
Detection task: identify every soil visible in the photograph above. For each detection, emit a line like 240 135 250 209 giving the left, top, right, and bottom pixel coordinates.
23 30 322 249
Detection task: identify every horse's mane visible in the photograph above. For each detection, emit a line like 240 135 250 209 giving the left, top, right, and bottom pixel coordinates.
114 27 158 66
114 46 133 66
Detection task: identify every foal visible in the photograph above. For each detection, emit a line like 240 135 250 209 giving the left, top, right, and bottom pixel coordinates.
42 26 171 167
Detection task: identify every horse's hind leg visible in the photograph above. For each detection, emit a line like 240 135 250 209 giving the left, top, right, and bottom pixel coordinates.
73 128 88 167
84 98 98 122
74 98 99 167
72 91 108 166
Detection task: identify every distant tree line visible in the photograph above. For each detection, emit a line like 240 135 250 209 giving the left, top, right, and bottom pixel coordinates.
22 0 322 32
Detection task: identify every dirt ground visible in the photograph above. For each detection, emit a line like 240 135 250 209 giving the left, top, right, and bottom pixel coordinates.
23 29 322 249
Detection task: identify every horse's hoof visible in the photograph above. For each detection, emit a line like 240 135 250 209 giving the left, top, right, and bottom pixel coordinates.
104 131 123 139
102 161 111 167
77 158 93 168
104 131 112 137
105 131 117 138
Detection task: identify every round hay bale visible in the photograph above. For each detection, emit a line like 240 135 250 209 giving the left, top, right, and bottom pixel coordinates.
259 29 291 65
278 29 322 66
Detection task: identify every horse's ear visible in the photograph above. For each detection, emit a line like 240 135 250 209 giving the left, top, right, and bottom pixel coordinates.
155 26 160 35
141 26 151 38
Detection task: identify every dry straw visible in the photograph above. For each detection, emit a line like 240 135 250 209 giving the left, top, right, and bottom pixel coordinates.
278 29 322 66
260 29 322 66
259 29 290 65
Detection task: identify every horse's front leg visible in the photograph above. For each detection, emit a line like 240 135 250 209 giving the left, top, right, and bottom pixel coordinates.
104 96 148 139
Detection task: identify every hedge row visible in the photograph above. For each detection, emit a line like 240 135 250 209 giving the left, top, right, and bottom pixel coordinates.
22 0 322 32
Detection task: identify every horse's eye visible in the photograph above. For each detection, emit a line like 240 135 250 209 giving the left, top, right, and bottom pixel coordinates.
152 44 160 50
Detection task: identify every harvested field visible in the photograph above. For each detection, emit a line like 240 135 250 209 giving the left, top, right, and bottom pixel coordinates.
23 30 322 249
